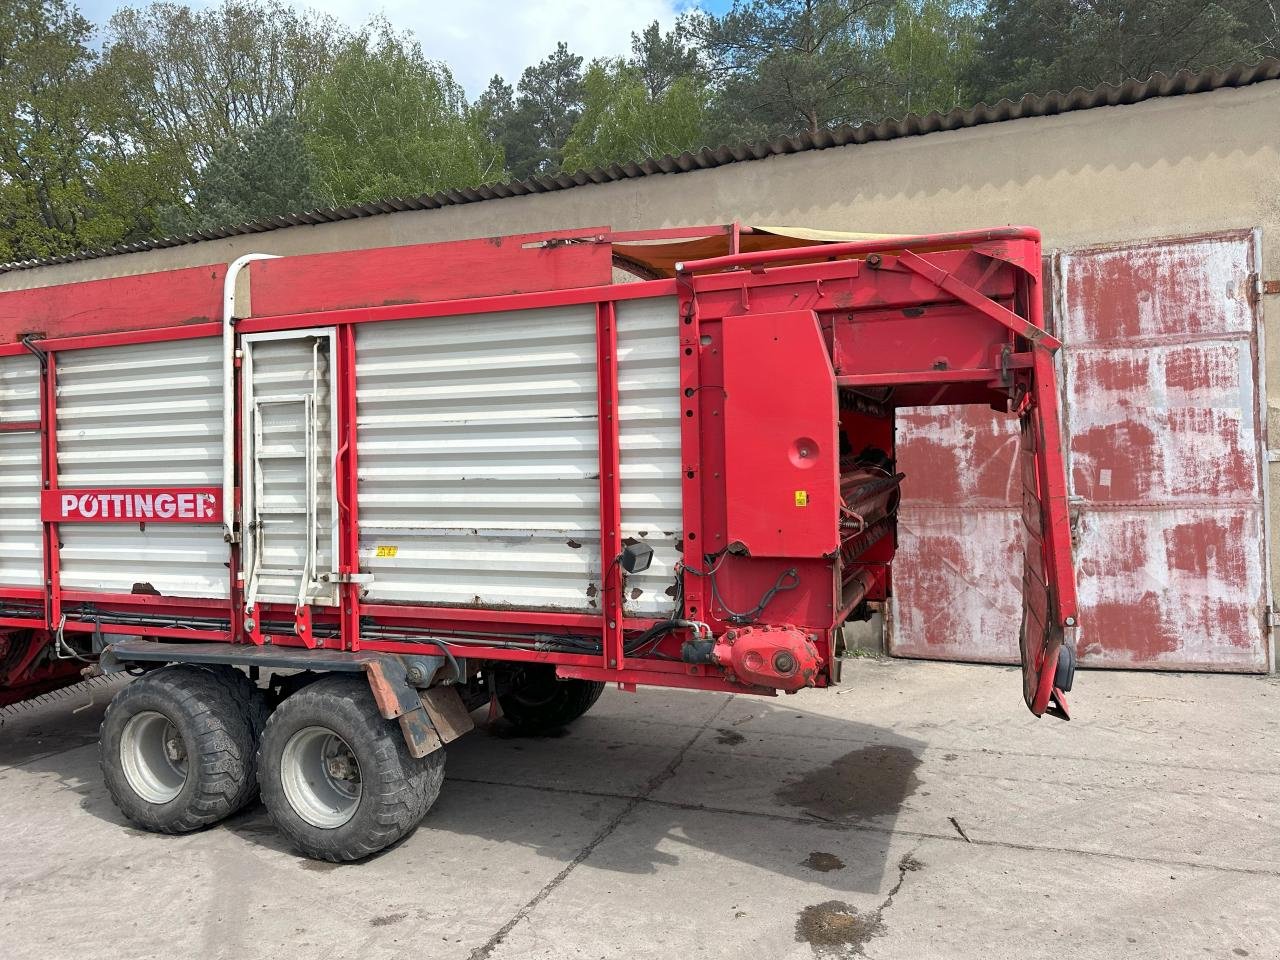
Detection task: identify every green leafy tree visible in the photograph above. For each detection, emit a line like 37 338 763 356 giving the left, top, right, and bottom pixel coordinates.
966 0 1268 103
631 20 704 99
103 0 346 198
302 21 503 205
562 25 711 170
878 0 980 115
484 42 585 179
474 74 516 169
172 113 322 231
685 0 896 139
0 0 167 260
562 62 709 170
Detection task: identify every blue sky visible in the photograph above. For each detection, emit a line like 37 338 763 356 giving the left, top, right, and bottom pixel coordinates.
75 0 735 96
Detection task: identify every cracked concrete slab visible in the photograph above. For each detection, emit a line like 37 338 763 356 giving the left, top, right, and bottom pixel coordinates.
0 659 1277 960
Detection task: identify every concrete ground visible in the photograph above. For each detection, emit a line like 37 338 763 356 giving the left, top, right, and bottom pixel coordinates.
0 659 1277 960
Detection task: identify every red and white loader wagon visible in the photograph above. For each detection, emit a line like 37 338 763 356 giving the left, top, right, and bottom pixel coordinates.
0 224 1076 860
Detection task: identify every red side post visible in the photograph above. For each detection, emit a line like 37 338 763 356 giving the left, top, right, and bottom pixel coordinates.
676 281 710 628
39 352 61 634
594 302 624 672
337 324 362 652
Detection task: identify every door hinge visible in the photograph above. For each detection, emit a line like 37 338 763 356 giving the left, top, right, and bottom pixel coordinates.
1266 605 1277 632
1251 275 1280 304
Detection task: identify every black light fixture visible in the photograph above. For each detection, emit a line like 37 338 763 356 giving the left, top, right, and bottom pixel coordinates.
619 541 654 574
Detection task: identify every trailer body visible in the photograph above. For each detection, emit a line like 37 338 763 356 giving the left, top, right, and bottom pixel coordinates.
0 224 1076 719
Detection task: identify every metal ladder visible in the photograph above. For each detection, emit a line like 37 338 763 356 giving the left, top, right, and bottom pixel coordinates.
244 391 321 612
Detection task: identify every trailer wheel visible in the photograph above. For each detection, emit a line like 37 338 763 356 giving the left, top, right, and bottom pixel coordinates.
100 664 267 834
499 665 606 732
257 674 445 862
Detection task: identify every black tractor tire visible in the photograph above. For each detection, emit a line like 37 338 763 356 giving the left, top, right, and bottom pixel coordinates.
257 674 445 862
498 665 606 732
100 664 268 834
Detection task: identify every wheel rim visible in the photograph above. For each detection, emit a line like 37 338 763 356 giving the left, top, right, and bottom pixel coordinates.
120 710 189 804
511 670 563 709
280 726 362 829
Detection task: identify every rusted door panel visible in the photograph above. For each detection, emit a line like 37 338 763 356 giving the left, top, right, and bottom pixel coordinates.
889 232 1267 671
890 502 1022 662
1061 233 1267 671
1073 507 1266 668
889 406 1022 662
1068 341 1259 504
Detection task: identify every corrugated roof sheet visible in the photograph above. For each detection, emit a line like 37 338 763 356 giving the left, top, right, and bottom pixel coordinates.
5 57 1278 274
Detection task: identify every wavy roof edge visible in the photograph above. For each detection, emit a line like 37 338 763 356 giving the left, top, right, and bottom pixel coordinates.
5 56 1278 274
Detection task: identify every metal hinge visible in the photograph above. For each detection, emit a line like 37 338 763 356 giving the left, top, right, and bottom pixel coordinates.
1251 275 1280 305
1266 605 1277 632
321 572 375 585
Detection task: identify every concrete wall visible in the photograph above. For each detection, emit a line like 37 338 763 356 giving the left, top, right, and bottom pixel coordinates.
5 79 1280 612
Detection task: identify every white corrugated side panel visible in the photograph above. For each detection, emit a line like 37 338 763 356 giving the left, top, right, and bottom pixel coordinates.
244 334 337 606
56 338 229 598
356 306 602 610
0 355 43 587
615 298 682 616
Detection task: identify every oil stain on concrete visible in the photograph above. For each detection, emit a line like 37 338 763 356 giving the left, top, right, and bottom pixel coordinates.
776 744 921 821
802 852 846 872
796 853 924 956
795 901 884 956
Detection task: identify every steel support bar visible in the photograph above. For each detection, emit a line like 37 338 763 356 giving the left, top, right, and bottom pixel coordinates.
837 369 1001 387
896 250 1062 351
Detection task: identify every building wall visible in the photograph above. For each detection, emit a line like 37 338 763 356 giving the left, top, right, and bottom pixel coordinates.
5 79 1280 640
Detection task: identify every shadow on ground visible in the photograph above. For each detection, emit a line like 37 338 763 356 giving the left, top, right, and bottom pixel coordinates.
0 678 924 896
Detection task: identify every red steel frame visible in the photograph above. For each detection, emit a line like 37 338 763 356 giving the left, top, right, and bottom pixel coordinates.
0 224 1077 715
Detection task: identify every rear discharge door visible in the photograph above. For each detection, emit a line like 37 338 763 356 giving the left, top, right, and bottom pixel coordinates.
1019 350 1078 719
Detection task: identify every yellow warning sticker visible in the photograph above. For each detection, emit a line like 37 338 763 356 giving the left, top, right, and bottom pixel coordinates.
375 545 398 558
794 490 809 507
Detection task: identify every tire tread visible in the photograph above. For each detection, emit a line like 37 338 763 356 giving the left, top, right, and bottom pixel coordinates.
100 664 267 834
257 675 444 862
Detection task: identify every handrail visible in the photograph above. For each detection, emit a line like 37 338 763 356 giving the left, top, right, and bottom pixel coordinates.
222 253 280 543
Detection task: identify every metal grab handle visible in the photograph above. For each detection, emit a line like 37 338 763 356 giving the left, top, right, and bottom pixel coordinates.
334 439 349 513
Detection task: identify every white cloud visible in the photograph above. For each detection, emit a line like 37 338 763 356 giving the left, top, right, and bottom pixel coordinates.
278 0 689 96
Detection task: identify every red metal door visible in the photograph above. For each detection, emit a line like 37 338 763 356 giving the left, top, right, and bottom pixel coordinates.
889 232 1268 671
